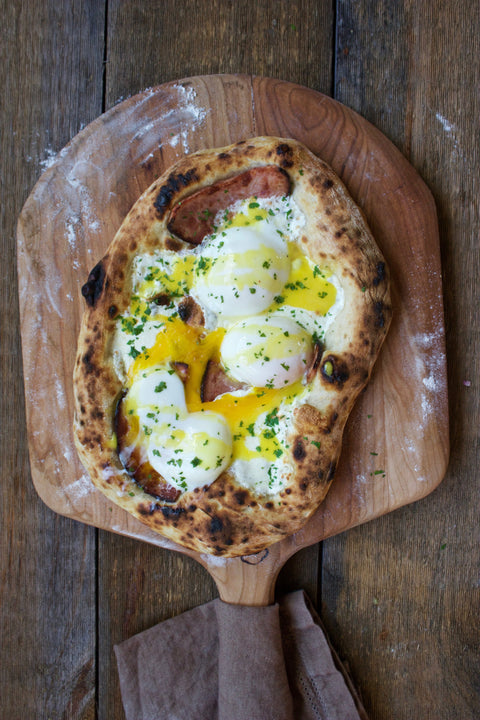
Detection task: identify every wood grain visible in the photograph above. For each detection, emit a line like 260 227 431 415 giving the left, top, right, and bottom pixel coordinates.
1 2 104 718
321 2 480 719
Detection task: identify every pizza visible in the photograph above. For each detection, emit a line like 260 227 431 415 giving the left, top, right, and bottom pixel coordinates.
73 136 391 557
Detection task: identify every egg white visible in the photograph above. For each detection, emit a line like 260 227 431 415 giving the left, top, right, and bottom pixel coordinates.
191 224 290 319
220 314 314 389
124 366 233 493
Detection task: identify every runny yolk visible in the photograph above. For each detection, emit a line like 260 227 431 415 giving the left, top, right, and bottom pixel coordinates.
128 316 301 462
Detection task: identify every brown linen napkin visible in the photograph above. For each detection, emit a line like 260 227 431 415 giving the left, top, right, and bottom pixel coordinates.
115 590 367 720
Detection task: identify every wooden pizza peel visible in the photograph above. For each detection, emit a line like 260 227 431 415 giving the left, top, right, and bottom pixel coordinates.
17 74 449 607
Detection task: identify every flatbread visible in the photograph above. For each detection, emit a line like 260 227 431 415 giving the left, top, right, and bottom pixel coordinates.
73 136 391 557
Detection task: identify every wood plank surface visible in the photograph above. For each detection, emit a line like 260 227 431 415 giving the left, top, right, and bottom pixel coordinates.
322 2 480 719
1 2 105 718
1 2 479 720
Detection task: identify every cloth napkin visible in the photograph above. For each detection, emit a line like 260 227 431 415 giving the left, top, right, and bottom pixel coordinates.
115 590 368 720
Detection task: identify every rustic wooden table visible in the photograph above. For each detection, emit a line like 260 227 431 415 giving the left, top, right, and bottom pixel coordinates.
2 2 478 718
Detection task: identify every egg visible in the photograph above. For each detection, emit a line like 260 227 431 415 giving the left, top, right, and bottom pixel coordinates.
191 223 290 319
127 366 187 421
220 314 314 388
147 411 232 492
124 365 233 493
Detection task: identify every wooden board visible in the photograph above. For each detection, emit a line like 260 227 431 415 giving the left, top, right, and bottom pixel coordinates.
17 75 448 601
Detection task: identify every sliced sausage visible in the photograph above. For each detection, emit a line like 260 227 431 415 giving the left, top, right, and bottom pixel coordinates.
178 295 205 326
168 165 291 245
201 359 247 402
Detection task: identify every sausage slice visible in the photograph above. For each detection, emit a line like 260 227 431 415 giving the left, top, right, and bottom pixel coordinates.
168 165 291 245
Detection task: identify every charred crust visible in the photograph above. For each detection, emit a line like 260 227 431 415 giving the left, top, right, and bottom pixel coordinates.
321 355 350 387
138 502 156 516
234 490 248 506
327 461 337 482
293 437 306 461
210 516 223 534
81 261 106 307
218 152 230 160
108 304 118 318
82 346 97 375
323 178 334 190
374 301 386 328
161 506 185 518
275 143 294 168
373 261 386 286
153 169 198 217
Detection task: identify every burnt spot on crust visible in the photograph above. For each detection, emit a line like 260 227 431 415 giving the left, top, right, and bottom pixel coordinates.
82 260 106 307
82 346 98 375
275 143 294 169
321 355 350 387
293 437 306 462
373 261 386 287
374 301 386 328
153 169 198 218
327 461 337 482
90 407 104 421
323 178 334 190
210 516 223 534
234 489 248 506
218 152 230 160
138 502 156 516
108 304 118 319
161 505 185 518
